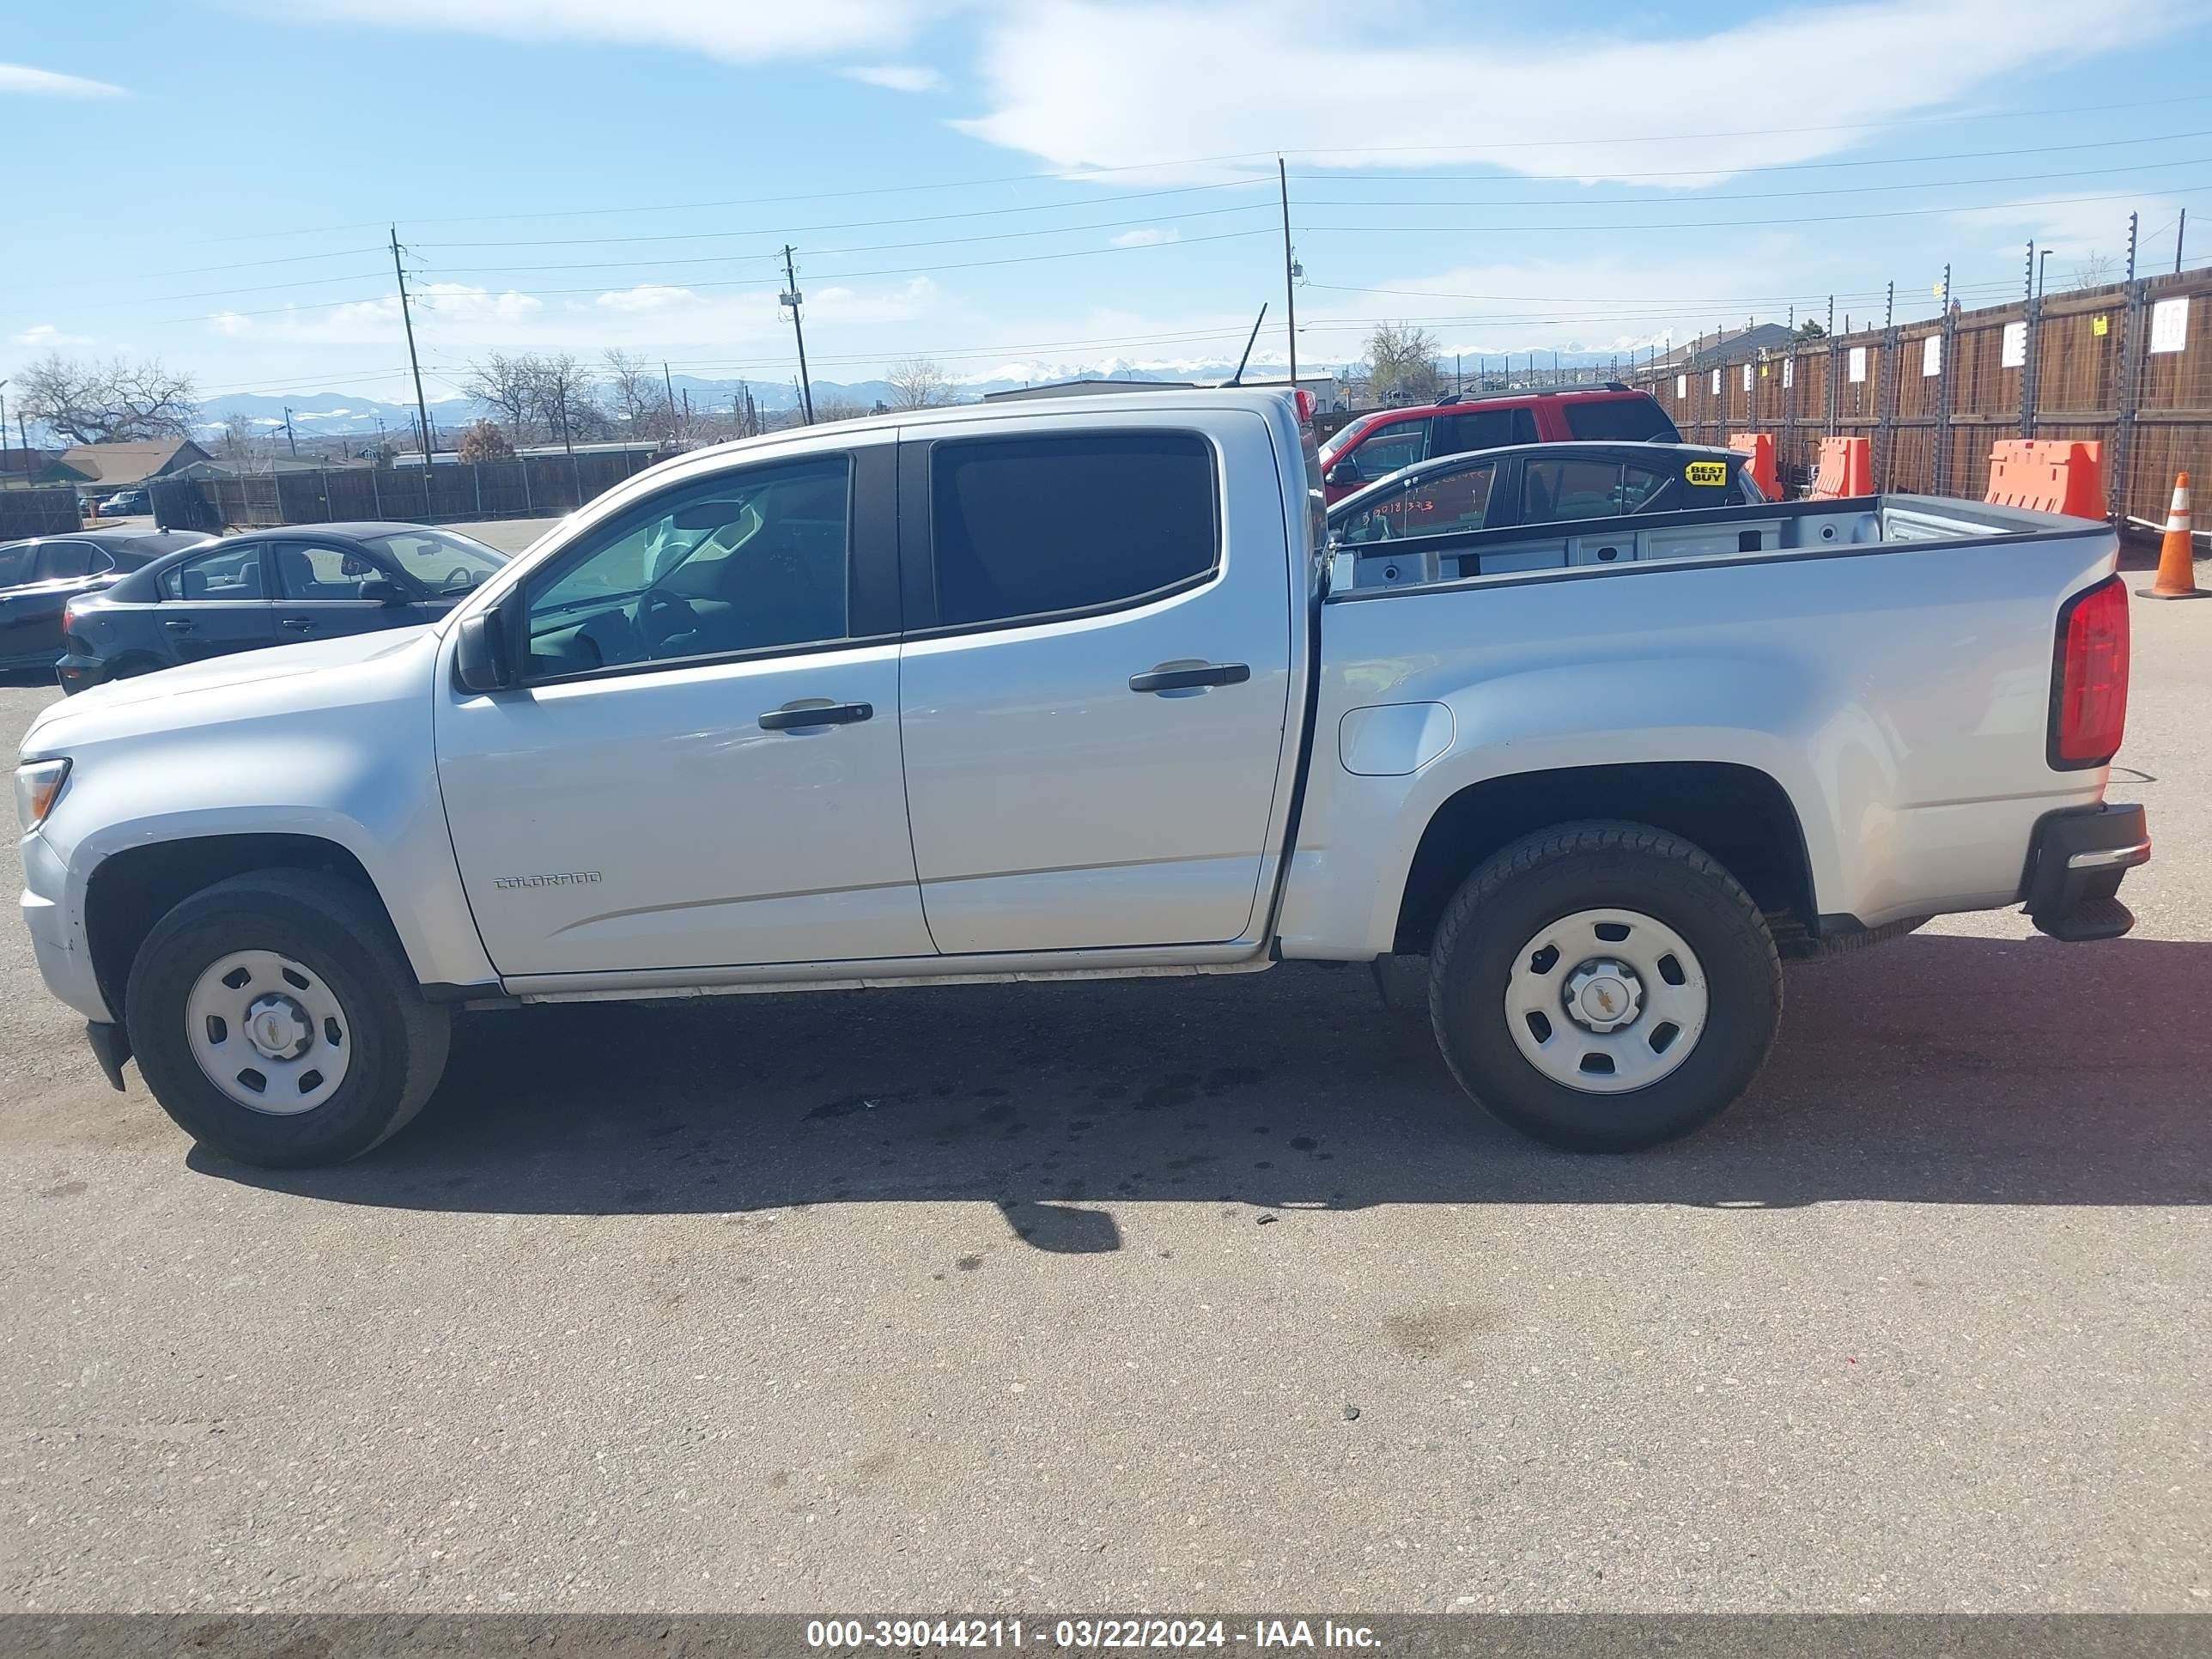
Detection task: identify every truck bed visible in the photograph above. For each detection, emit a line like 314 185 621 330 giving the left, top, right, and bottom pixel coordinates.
1329 493 2106 594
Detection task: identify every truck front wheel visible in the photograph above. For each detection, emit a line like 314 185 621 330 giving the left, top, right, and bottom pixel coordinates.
125 870 451 1168
1427 822 1782 1152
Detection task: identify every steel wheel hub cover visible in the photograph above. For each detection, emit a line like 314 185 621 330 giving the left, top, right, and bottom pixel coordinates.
185 950 352 1115
1504 908 1709 1095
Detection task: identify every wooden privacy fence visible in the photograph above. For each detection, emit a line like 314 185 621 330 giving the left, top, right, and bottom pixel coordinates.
148 448 665 534
1635 266 2209 526
0 486 83 540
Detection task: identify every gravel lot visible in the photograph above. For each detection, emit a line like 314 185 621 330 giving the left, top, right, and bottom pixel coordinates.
0 580 2206 1615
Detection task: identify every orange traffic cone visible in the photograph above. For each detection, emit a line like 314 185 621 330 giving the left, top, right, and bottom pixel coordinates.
2139 471 2206 599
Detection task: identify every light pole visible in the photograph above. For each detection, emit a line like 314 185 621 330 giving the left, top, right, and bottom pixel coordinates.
0 381 9 469
2038 248 2054 300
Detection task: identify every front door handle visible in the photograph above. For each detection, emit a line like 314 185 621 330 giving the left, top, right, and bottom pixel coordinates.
163 619 195 634
1128 661 1250 694
280 617 315 632
759 699 872 732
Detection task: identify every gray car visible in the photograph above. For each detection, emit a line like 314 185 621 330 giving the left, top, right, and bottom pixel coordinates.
57 520 505 693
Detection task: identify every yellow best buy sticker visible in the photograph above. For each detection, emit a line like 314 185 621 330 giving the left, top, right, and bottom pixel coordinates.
1685 460 1728 486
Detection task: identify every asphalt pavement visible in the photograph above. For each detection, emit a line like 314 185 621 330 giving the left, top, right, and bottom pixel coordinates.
0 589 2206 1615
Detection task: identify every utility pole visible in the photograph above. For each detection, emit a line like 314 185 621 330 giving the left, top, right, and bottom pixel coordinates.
282 407 297 459
662 360 679 446
1278 158 1299 395
2179 208 2189 276
781 246 815 425
0 381 9 465
390 226 436 463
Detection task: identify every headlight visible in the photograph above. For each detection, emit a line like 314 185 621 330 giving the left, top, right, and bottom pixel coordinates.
15 758 70 833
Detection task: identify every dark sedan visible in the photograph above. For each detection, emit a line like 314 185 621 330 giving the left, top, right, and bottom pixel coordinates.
58 521 507 693
0 528 216 674
1327 440 1768 545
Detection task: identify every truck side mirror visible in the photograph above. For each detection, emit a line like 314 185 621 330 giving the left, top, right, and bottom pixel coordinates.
454 604 514 693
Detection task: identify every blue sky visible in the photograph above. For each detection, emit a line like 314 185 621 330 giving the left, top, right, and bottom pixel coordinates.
5 0 2210 411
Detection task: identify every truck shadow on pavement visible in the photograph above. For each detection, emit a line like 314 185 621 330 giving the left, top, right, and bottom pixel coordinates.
197 933 2212 1243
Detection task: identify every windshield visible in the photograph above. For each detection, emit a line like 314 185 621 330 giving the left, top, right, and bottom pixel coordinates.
359 529 507 594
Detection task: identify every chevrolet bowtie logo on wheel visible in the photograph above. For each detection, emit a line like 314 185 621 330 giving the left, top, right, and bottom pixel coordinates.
494 871 603 890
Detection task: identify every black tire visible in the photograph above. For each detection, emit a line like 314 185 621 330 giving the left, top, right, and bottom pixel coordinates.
124 870 451 1167
1427 821 1782 1152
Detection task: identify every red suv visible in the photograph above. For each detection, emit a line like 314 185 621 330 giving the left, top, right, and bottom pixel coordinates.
1316 383 1680 503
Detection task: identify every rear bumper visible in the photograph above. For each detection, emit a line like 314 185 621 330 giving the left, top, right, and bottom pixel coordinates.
2022 802 2149 941
54 653 111 696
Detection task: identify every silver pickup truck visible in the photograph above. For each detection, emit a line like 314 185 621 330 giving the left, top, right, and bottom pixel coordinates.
15 390 2148 1167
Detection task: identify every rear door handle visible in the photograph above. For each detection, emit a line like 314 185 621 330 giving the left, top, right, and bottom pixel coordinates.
163 619 195 634
759 700 872 732
1128 661 1250 693
280 617 314 632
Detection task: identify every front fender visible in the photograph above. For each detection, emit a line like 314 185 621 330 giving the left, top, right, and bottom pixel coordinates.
26 634 496 1003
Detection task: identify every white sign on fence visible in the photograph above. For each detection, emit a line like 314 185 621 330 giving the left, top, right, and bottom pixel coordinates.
1923 335 1942 377
1743 363 1754 391
1848 346 1867 383
1676 374 1687 398
1782 356 1794 389
2001 321 2027 368
1710 368 1722 395
2149 295 2190 355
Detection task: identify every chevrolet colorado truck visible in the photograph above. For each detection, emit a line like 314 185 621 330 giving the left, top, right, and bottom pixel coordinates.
15 390 2148 1167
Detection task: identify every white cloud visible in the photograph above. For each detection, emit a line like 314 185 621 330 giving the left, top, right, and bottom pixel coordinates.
1953 191 2188 261
0 62 125 97
1108 227 1177 247
596 284 702 313
957 0 2179 185
13 323 94 348
845 63 943 92
280 0 946 62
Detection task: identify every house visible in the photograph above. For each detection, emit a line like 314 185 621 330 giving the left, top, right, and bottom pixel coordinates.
1644 324 1800 375
54 437 214 500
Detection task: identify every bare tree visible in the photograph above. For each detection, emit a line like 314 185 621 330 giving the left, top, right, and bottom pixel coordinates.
886 357 958 409
2069 252 2118 291
529 354 606 448
602 349 673 441
461 352 539 441
1361 323 1442 405
18 355 198 445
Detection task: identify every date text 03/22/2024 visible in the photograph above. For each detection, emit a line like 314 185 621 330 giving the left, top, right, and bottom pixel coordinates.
805 1620 1382 1650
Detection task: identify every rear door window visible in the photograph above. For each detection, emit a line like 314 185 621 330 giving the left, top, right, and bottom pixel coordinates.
928 431 1217 628
1523 458 1628 524
0 545 34 587
160 545 268 601
1434 407 1538 456
34 542 105 580
1562 397 1680 442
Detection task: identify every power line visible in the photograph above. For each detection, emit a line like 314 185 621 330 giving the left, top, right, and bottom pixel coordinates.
1296 183 2212 237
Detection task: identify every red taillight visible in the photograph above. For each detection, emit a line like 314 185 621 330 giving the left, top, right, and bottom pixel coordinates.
1292 388 1316 424
2051 576 2130 768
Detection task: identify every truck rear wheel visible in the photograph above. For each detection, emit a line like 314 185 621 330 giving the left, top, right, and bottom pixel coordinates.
125 870 451 1168
1427 822 1781 1152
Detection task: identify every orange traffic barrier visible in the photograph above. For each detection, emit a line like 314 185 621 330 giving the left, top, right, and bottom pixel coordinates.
1984 439 2106 520
2138 471 2206 600
1728 431 1779 498
1808 436 1872 500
